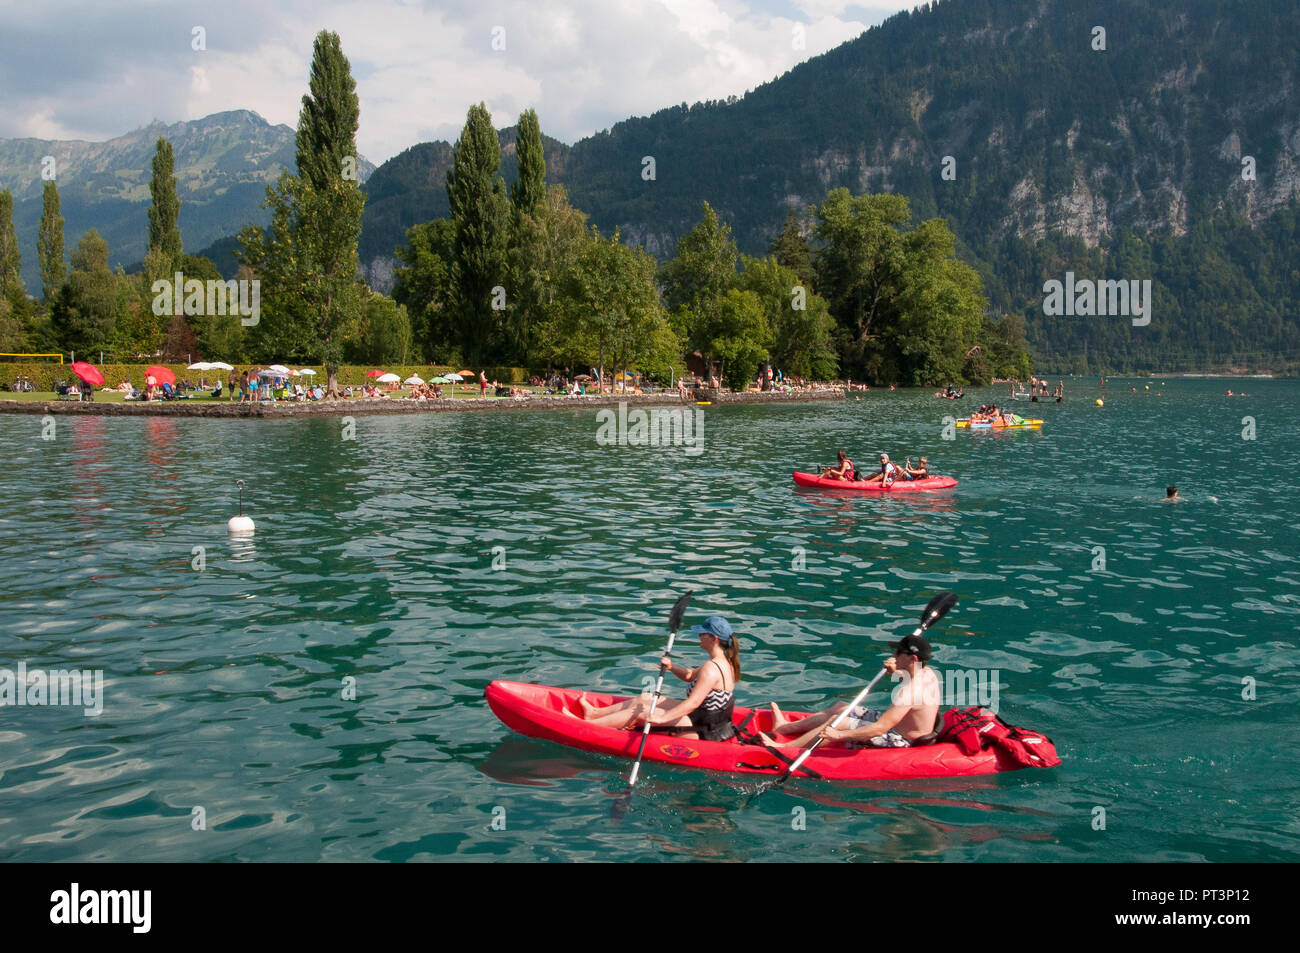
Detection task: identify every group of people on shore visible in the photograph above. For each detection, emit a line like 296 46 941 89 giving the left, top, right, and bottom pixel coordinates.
223 369 323 403
822 450 931 484
571 615 938 749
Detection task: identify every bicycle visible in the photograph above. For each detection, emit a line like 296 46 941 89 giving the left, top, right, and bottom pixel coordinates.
10 376 35 393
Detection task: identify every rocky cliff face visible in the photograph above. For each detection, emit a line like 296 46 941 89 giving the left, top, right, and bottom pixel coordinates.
354 0 1300 291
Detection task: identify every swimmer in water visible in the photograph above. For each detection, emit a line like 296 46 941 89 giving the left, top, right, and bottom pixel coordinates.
1164 486 1181 502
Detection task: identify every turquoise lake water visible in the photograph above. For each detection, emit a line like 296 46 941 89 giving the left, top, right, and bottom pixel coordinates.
0 378 1297 862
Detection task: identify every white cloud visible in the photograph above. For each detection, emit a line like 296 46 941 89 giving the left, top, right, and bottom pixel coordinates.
0 0 913 161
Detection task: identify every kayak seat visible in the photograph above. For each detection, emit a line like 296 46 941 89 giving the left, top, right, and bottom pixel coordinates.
911 710 946 747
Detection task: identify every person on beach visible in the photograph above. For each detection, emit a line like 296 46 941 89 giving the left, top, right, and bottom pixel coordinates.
822 450 855 481
480 370 488 396
573 616 740 742
761 635 939 749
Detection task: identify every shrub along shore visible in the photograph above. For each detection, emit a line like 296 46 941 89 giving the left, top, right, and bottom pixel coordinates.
0 387 844 418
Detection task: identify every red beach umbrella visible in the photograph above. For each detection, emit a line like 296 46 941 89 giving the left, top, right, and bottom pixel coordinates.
366 369 386 378
71 361 105 387
146 365 176 386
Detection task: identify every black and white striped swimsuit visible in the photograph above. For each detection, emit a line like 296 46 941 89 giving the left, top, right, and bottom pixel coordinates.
688 660 735 741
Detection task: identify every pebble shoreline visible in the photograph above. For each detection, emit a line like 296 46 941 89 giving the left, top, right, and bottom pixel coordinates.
0 388 844 418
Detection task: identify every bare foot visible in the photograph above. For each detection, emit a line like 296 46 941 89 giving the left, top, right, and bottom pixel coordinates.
757 731 786 748
577 693 596 719
769 702 789 732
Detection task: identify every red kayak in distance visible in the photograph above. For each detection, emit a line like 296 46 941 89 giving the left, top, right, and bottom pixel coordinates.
792 471 958 492
485 680 1032 781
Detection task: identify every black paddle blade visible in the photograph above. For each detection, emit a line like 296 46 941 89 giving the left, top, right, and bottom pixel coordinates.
669 590 693 634
610 791 631 820
919 591 958 629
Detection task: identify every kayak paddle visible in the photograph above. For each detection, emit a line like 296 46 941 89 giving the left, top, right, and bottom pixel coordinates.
611 590 693 819
778 591 958 782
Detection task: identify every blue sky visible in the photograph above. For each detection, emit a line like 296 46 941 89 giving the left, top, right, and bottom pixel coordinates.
0 0 916 162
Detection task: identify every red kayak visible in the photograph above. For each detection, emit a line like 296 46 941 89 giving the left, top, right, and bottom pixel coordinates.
485 680 1031 781
792 471 957 492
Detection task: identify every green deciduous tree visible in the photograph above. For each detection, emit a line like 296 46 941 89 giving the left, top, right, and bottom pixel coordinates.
51 229 127 357
560 228 676 385
394 218 456 361
813 189 989 385
345 292 412 365
659 201 738 375
736 254 837 380
770 208 813 284
510 185 588 367
706 289 770 389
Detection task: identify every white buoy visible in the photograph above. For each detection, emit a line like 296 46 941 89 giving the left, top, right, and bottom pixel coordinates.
228 479 256 534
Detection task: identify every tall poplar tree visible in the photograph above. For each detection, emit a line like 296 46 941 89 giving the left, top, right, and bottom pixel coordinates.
38 181 65 303
297 30 364 397
446 103 508 365
239 30 364 397
295 31 361 193
510 109 546 217
0 190 21 298
147 137 183 274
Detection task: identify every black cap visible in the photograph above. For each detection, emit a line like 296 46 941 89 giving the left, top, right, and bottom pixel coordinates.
890 633 931 662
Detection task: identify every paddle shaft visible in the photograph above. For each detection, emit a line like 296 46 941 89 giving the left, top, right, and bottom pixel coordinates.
626 630 677 787
782 667 887 778
780 594 955 780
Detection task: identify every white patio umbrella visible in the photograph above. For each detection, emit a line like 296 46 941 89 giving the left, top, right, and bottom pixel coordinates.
297 368 317 377
186 361 213 388
404 375 426 386
267 364 292 377
209 362 234 371
377 372 400 384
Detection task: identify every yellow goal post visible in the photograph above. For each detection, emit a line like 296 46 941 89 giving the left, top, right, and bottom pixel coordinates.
0 353 64 363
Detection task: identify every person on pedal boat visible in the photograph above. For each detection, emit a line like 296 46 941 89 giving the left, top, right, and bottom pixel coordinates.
574 616 741 741
761 635 939 749
822 450 855 481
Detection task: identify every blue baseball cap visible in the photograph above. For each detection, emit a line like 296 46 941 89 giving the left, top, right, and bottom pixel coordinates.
691 616 733 643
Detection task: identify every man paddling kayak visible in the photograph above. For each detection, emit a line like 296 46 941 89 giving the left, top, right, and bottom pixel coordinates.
761 635 939 749
573 616 741 741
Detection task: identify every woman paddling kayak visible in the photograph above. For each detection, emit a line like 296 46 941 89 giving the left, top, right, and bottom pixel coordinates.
573 616 741 741
821 450 855 481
